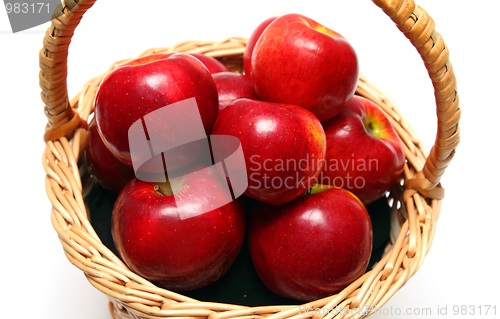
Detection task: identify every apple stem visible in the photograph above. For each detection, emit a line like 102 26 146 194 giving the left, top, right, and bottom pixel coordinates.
154 180 172 196
364 120 377 136
154 185 166 196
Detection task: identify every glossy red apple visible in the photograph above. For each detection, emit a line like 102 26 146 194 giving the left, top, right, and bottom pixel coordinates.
248 186 372 301
318 95 405 205
112 166 246 291
95 53 219 174
211 98 326 206
251 13 359 121
212 72 259 112
85 117 135 194
243 16 278 77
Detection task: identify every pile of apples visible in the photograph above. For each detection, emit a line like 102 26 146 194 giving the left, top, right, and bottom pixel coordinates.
86 13 405 302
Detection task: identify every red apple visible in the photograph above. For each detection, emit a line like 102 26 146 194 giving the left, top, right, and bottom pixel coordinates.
251 13 359 121
318 95 405 205
243 16 278 77
95 53 219 174
212 72 259 112
248 186 372 301
111 166 246 291
85 117 135 194
211 98 326 206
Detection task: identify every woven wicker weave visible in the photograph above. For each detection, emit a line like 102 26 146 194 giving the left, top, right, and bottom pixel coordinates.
40 0 460 318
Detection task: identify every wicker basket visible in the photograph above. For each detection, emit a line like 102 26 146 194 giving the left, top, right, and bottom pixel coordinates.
40 0 460 318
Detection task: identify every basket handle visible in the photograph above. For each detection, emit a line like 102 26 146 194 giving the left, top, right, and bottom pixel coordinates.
39 0 459 199
372 0 460 199
40 0 96 141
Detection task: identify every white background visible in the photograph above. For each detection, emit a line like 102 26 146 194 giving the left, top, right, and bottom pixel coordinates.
1 0 498 318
